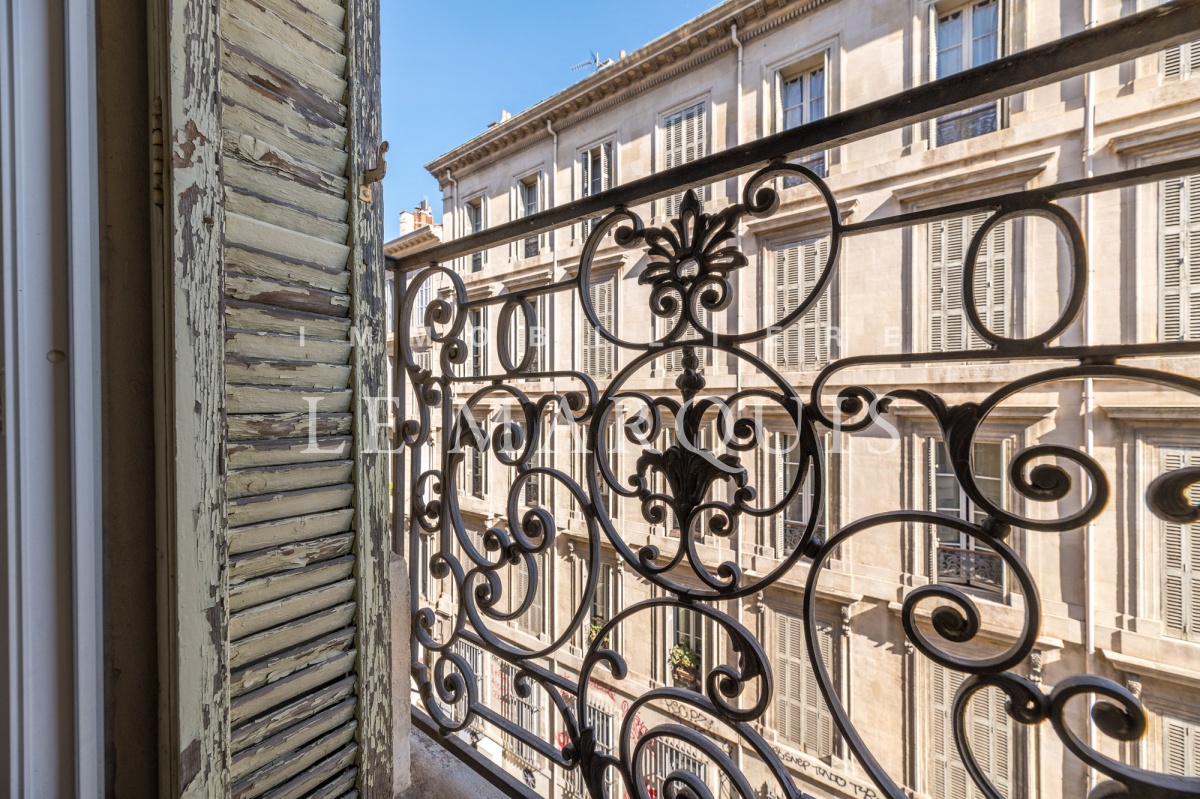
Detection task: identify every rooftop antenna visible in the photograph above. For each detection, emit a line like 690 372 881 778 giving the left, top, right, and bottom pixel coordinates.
571 50 602 73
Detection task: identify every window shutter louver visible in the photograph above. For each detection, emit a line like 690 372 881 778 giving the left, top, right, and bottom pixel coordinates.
1163 717 1200 776
1161 177 1187 341
775 612 833 757
931 215 1005 351
931 220 947 352
1163 449 1200 641
774 434 787 554
931 664 1013 799
1165 44 1184 78
1189 177 1200 341
664 102 706 217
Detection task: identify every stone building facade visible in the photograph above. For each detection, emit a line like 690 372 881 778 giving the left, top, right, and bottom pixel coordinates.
407 1 1200 798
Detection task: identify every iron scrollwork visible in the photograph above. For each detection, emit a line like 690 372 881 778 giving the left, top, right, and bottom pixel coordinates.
400 161 1200 799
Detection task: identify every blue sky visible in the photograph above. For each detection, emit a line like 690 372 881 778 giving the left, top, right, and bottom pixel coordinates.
380 0 715 240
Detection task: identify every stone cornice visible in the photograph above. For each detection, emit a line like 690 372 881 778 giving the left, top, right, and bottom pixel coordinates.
425 0 836 181
1107 115 1200 163
891 152 1054 209
745 197 859 236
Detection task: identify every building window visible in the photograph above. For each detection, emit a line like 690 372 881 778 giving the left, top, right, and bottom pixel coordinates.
774 432 828 558
417 532 432 598
519 175 540 258
465 197 485 272
671 607 707 689
1164 715 1200 776
1162 447 1200 642
661 101 707 218
449 639 485 723
1163 41 1200 80
774 236 832 369
469 440 487 498
930 439 1004 592
567 704 617 799
930 664 1013 798
499 661 543 768
583 278 615 377
525 416 551 507
510 294 548 374
1160 175 1200 342
775 612 834 758
929 213 1010 351
515 552 546 636
580 141 614 239
932 0 1001 146
644 738 707 799
467 308 487 377
777 58 827 177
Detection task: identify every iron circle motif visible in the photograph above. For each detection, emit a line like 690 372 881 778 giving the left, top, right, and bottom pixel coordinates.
961 202 1087 349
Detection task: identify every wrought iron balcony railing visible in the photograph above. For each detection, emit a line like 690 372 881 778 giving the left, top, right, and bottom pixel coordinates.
388 4 1200 798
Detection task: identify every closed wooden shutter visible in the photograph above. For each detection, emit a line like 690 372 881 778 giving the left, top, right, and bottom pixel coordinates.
1160 176 1200 342
515 553 545 636
664 102 707 218
1162 449 1200 641
776 238 831 369
930 214 1007 351
584 278 615 377
1164 41 1200 79
1164 716 1200 776
156 0 390 794
930 665 1012 799
775 612 833 758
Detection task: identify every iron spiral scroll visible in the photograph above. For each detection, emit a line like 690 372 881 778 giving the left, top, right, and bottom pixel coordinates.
400 162 1200 799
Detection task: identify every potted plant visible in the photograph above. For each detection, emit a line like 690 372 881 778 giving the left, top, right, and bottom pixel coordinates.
669 643 701 690
587 617 610 648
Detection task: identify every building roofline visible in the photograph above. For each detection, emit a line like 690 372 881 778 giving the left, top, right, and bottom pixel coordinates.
384 224 443 256
424 0 834 183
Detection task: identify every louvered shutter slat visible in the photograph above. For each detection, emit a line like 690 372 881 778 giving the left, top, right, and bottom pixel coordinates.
1165 719 1190 776
1162 178 1186 341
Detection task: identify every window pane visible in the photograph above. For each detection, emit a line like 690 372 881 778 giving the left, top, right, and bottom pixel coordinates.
808 68 825 121
972 0 999 66
937 12 964 78
782 76 804 129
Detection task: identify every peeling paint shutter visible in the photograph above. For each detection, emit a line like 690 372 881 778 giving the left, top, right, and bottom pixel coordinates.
1160 176 1200 342
158 0 390 794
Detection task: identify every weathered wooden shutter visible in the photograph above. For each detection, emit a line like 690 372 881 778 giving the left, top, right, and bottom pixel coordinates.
1162 449 1200 641
156 0 390 794
930 665 1011 799
1160 175 1200 342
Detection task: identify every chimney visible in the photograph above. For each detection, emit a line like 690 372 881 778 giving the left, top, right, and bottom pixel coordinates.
413 199 434 228
500 109 512 122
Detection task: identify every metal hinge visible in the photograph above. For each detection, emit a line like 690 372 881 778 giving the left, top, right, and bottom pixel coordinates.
359 141 389 204
151 97 164 207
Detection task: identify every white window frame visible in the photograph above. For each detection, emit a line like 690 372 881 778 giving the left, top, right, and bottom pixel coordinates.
463 193 487 272
773 431 830 558
517 172 542 259
774 51 830 177
928 438 1007 593
578 138 616 240
929 0 1004 147
657 97 709 219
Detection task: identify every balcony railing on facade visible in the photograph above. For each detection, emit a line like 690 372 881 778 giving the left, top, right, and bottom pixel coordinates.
387 4 1200 798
